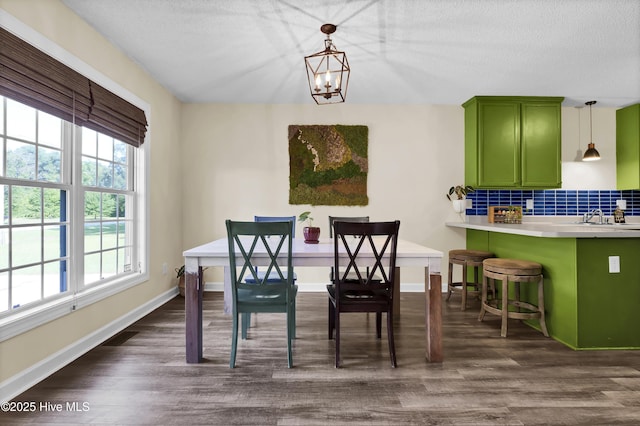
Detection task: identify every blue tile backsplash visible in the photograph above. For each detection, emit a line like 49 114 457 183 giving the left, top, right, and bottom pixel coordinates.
466 190 640 217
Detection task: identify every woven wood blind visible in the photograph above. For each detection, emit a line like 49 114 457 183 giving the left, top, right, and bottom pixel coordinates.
87 81 147 147
0 27 147 147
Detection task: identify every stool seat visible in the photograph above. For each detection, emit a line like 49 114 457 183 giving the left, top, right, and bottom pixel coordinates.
479 257 548 338
449 249 495 263
483 258 542 276
447 249 494 311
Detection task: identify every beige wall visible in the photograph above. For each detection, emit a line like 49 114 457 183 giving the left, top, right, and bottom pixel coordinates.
180 103 468 285
0 0 183 382
561 106 617 189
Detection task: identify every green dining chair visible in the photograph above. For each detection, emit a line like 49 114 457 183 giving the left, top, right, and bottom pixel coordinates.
241 216 298 339
226 219 297 368
253 215 297 283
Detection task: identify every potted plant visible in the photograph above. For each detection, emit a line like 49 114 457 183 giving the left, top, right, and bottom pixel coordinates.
298 211 320 244
446 185 474 213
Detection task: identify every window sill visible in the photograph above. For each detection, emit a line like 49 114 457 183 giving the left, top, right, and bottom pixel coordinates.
0 271 149 343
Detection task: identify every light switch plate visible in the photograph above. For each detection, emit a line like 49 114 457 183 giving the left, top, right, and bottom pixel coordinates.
608 256 620 273
526 199 534 210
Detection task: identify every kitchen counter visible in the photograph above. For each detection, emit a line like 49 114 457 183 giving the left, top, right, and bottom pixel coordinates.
446 218 640 238
449 217 640 350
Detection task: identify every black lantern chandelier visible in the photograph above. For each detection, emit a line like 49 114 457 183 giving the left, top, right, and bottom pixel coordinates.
304 24 350 105
582 100 601 161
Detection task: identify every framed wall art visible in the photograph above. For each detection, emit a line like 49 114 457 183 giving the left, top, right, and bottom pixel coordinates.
289 124 369 206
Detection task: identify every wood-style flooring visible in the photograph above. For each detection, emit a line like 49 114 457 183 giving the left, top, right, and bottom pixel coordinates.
5 291 640 425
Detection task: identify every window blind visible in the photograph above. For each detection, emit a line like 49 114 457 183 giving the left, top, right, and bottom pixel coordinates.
0 27 147 147
87 81 147 147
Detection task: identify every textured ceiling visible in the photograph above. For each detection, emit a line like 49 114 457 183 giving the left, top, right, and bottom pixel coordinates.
61 0 640 107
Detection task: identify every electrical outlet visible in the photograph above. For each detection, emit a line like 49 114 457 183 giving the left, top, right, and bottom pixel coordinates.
526 199 534 210
162 262 168 275
608 256 620 273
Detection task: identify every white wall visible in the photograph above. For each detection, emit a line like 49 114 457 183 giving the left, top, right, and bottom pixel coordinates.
180 103 468 286
561 105 617 189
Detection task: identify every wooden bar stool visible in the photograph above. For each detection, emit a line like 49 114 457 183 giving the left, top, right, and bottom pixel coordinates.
447 249 494 310
478 258 549 338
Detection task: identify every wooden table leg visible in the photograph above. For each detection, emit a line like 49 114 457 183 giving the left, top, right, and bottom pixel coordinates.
425 270 443 362
393 266 400 319
185 264 204 363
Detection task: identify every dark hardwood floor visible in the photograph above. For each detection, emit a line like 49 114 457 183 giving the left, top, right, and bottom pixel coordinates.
5 291 640 425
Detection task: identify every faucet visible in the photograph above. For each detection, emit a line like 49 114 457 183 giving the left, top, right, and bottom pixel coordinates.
583 208 604 224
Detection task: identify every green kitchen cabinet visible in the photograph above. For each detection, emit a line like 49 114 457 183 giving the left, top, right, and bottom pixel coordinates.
467 229 640 350
616 103 640 190
463 96 563 189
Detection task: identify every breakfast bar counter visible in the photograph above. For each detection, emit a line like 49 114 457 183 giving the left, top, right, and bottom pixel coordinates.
446 218 640 350
446 219 640 238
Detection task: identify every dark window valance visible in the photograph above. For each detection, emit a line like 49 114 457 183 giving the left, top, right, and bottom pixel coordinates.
0 27 147 147
87 81 147 148
0 27 91 126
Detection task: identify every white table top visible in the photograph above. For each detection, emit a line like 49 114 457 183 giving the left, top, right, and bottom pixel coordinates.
183 237 443 270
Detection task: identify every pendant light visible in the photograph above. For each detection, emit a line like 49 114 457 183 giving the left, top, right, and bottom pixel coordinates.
304 24 350 105
582 100 601 161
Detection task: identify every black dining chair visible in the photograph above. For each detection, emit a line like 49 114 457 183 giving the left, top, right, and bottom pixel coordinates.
327 220 400 368
328 215 370 282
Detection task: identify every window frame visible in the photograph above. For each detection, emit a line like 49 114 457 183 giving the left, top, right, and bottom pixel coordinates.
77 127 138 288
0 14 150 343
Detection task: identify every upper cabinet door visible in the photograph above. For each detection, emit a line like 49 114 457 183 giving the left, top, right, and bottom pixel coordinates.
464 96 563 189
521 102 562 188
478 101 520 187
616 104 640 190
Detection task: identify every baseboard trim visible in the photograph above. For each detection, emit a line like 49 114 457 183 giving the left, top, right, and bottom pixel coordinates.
0 287 179 403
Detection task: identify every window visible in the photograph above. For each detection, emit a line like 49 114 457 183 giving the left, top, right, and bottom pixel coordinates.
0 20 149 341
0 95 143 317
81 127 134 285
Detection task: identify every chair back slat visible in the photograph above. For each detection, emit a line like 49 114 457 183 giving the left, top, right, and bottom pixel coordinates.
226 220 294 292
333 221 400 294
328 216 371 281
253 216 296 279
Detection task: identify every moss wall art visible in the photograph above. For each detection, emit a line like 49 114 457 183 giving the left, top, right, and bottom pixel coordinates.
289 124 369 206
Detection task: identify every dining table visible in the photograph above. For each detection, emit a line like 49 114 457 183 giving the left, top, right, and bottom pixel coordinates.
183 237 443 363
